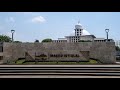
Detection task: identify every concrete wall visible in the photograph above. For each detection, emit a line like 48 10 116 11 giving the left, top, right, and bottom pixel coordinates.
3 42 116 64
90 42 116 64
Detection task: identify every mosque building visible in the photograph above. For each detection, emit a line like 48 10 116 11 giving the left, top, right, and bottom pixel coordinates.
52 21 114 43
115 40 120 48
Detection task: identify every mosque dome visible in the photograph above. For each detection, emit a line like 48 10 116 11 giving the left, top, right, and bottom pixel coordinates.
82 29 91 35
75 21 83 29
69 29 91 36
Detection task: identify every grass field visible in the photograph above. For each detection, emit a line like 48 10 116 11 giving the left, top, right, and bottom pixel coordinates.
8 59 99 65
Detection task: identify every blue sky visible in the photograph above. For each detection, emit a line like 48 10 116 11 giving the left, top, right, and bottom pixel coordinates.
0 12 120 42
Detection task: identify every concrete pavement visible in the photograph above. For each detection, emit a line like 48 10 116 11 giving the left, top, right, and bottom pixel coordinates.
0 64 120 67
0 75 120 78
0 65 120 78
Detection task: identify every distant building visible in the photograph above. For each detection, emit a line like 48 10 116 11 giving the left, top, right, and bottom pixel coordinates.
94 38 114 42
53 21 114 43
115 40 120 47
52 38 67 43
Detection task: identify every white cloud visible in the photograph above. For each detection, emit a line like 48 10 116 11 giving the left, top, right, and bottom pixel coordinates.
31 16 46 23
6 17 15 23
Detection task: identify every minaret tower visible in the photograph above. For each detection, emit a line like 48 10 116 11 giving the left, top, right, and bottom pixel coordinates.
74 21 83 36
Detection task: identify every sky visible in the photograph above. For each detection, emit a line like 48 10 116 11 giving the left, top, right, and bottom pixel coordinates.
0 12 120 42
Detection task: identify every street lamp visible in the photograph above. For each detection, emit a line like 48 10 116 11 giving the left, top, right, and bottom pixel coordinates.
11 30 15 42
105 29 109 42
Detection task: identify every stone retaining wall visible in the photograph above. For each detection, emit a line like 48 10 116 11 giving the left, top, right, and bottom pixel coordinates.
3 42 116 64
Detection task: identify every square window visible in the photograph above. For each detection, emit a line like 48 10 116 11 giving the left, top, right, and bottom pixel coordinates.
0 56 3 60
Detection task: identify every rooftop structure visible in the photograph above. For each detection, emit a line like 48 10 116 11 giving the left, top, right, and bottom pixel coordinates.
53 21 114 43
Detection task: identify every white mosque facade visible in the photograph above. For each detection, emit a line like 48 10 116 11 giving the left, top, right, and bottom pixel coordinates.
52 22 114 43
115 40 120 48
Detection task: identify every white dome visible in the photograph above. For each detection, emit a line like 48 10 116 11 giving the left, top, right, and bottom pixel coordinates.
75 21 83 29
82 29 91 35
69 29 91 36
75 25 82 29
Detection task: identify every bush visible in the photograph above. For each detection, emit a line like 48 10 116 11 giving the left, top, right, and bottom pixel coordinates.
78 40 92 42
34 40 39 43
42 38 52 42
14 41 22 43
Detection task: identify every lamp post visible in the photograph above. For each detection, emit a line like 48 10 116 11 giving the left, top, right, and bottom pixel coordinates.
105 29 109 42
11 30 15 42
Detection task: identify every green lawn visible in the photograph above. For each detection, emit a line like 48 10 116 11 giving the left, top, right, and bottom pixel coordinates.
9 59 99 65
35 62 78 65
15 60 25 64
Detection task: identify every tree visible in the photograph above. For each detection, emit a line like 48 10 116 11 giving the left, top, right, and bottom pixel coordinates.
116 46 120 51
0 35 12 42
78 40 92 42
35 39 39 43
42 38 52 42
14 41 22 43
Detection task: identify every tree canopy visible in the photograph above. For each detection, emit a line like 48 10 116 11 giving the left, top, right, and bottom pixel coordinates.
35 39 39 43
41 38 52 42
14 41 22 43
0 35 12 42
116 46 120 51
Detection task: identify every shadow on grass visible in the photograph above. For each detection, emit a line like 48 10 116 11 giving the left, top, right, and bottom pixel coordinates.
8 59 100 65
